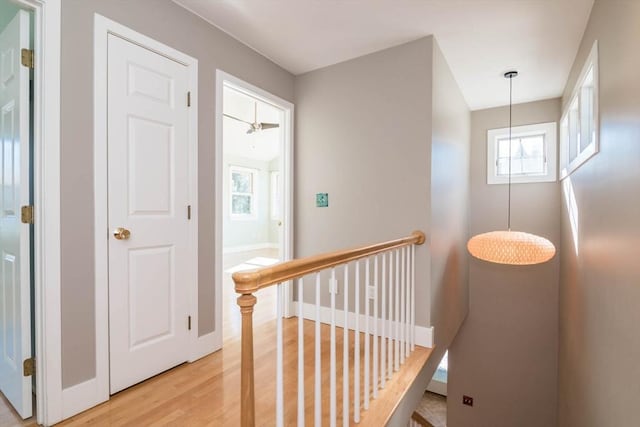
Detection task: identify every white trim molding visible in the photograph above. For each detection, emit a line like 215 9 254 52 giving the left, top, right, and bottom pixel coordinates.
560 40 599 179
61 378 99 420
91 13 202 420
487 121 558 185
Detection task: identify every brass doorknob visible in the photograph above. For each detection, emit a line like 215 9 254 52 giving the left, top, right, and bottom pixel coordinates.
113 227 131 240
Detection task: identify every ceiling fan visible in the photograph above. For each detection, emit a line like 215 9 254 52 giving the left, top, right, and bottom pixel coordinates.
223 102 279 134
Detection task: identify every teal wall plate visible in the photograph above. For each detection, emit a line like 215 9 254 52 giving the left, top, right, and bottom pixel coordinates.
316 193 328 207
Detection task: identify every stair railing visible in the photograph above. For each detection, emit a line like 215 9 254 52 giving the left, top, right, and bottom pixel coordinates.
233 230 426 426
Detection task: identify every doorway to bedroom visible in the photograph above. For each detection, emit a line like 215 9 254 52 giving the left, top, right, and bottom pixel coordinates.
218 78 293 342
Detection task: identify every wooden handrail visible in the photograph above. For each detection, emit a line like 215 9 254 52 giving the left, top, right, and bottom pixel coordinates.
233 230 426 294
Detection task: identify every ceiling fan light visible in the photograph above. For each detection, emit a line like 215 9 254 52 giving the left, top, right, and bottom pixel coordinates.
467 230 556 265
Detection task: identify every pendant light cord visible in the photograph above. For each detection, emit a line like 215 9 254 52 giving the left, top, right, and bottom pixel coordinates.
507 74 513 231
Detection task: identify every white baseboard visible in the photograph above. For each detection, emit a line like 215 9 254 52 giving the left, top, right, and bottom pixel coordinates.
62 331 220 421
292 302 434 348
61 378 105 420
189 330 220 362
222 242 278 254
427 379 447 396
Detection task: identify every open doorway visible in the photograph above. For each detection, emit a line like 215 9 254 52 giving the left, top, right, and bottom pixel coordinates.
215 72 293 345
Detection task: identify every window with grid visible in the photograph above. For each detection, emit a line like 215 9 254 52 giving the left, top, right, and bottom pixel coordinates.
487 122 557 184
560 40 599 179
230 166 257 219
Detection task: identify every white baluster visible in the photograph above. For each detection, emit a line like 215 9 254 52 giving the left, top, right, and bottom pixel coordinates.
400 247 406 364
298 278 305 426
315 273 321 426
364 257 370 410
373 255 379 398
354 261 360 422
343 265 349 427
381 252 386 388
387 251 393 378
330 268 337 427
405 246 411 357
411 245 416 350
276 283 284 427
395 249 400 371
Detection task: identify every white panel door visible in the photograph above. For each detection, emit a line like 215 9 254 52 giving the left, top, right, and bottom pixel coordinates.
107 34 191 394
0 10 32 419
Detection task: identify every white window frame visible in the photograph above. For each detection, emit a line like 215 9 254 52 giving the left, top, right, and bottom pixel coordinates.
270 170 281 220
229 165 257 220
487 121 558 184
560 40 599 179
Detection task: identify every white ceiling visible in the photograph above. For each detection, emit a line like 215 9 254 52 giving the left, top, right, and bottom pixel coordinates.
223 86 282 162
175 0 594 110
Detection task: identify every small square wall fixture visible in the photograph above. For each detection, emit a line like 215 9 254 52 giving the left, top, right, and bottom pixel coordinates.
316 193 328 207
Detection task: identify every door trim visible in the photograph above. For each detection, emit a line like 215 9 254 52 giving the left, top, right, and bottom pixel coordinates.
92 14 199 418
7 0 62 425
214 70 295 350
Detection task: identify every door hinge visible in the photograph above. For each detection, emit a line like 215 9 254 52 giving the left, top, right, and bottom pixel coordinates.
21 49 34 69
188 315 192 331
21 205 34 224
187 91 191 107
187 205 192 220
23 358 35 376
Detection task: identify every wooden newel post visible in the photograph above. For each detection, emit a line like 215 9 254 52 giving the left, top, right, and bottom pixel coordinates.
238 293 257 427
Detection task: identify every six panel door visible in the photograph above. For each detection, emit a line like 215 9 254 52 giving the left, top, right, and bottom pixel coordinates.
0 9 32 419
107 33 191 394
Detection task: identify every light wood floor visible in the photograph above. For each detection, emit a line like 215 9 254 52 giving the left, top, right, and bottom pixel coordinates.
2 318 430 426
54 318 429 426
0 249 280 427
1 249 432 426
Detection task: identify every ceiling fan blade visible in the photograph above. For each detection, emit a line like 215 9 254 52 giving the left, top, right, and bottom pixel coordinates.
223 113 253 126
259 122 280 130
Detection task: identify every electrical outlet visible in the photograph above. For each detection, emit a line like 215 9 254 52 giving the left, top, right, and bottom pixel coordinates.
329 278 339 295
462 395 473 407
367 285 376 300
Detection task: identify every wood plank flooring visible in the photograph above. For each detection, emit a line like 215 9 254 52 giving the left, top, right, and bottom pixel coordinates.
55 317 430 426
2 316 430 426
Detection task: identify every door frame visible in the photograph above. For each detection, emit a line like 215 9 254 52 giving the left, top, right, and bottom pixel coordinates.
5 0 62 425
92 14 199 418
214 70 294 349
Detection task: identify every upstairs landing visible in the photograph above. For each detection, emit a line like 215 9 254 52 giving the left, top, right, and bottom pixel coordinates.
56 317 431 426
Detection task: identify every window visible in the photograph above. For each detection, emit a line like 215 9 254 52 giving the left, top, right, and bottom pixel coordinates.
560 40 599 179
487 122 557 184
270 171 281 220
230 166 257 219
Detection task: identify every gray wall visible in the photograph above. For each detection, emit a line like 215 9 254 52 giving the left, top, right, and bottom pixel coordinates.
448 98 561 427
428 39 470 363
60 0 294 388
558 1 640 426
389 39 471 425
222 155 272 249
294 37 433 324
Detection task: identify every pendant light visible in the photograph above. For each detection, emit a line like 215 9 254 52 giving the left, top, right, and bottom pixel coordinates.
467 71 555 265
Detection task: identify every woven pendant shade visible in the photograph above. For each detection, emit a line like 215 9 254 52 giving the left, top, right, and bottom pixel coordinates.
467 230 555 265
467 71 556 266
